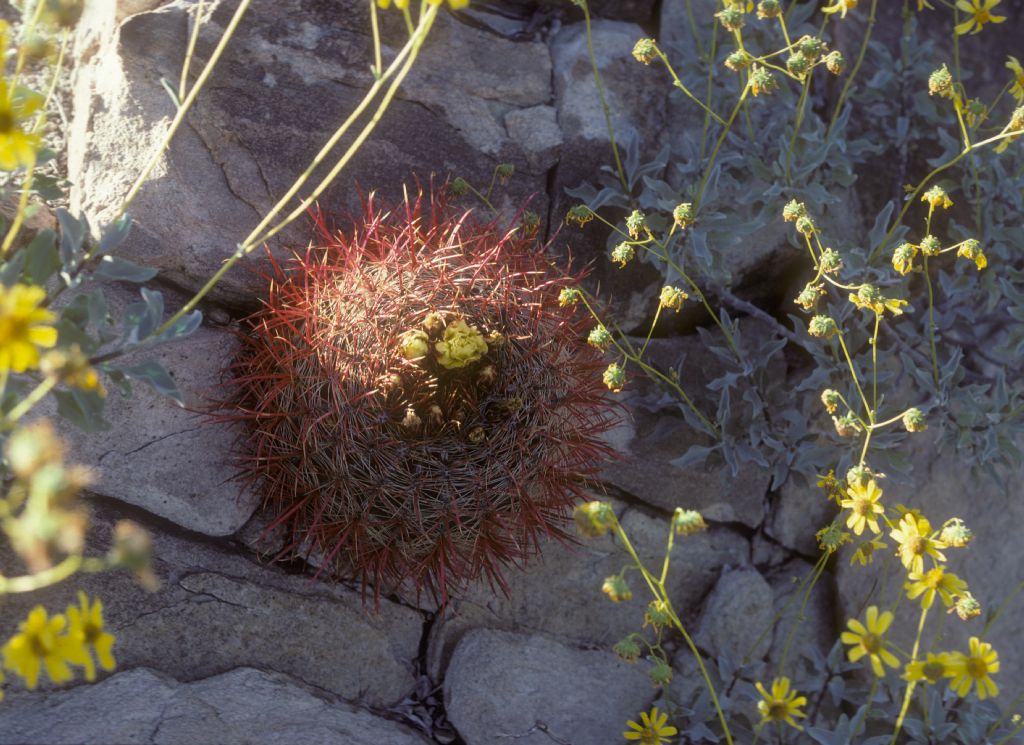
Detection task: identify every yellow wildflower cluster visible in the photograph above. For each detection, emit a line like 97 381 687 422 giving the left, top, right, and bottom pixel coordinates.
2 594 116 695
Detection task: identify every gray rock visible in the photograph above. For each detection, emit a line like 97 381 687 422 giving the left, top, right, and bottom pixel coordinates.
695 566 774 661
765 477 838 557
444 629 652 745
766 558 836 678
0 667 432 745
69 1 552 308
0 508 424 708
426 501 749 679
38 288 258 536
505 105 562 172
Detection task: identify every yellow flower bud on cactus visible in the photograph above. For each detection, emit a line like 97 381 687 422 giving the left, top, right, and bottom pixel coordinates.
435 319 488 369
400 329 430 360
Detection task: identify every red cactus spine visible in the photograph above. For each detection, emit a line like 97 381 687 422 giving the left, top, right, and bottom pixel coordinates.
222 189 617 603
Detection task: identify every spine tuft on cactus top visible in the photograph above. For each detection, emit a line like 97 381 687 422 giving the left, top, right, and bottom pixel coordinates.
221 188 618 602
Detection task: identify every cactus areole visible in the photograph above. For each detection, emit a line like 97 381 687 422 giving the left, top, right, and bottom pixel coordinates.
223 190 617 603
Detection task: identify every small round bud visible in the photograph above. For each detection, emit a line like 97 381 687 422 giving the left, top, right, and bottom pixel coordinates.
715 7 745 31
659 286 688 312
574 500 616 537
402 408 422 429
750 64 779 97
632 38 658 65
449 177 470 197
957 238 987 270
423 311 446 334
902 407 927 432
808 315 838 339
821 389 842 414
467 426 486 444
672 507 706 536
797 35 827 61
832 413 862 438
725 49 753 72
920 234 942 257
519 209 540 235
559 287 581 307
825 50 846 75
603 363 626 392
625 209 646 239
613 637 642 662
951 592 981 621
588 324 614 351
757 0 781 18
940 518 972 548
845 464 879 488
672 202 696 229
644 599 673 628
928 65 954 98
45 0 84 28
782 199 807 222
602 575 633 603
495 163 514 183
892 242 918 275
787 52 811 78
647 657 673 687
610 242 636 267
795 215 816 236
820 247 843 274
795 283 825 311
566 204 594 227
922 185 953 210
400 329 431 360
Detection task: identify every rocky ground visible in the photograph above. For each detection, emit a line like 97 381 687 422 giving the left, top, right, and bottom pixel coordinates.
2 1 1022 744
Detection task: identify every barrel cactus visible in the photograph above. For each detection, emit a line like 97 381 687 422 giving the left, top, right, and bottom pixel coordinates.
223 190 617 601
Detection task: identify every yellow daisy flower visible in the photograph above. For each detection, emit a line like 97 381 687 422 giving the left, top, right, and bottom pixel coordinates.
756 677 808 730
2 606 84 689
849 284 907 316
822 0 858 18
890 514 947 574
840 478 885 535
840 605 900 676
949 637 1000 699
64 592 117 682
954 0 1006 35
905 567 967 610
1008 57 1024 103
0 78 44 171
0 283 59 373
624 707 678 745
921 185 953 210
903 652 955 684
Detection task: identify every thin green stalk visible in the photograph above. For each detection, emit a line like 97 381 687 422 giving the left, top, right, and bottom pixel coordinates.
683 0 705 60
826 0 878 139
655 47 727 125
178 0 206 100
837 331 870 416
696 85 749 209
923 255 940 387
699 24 720 162
579 0 629 197
369 0 383 77
2 377 55 427
983 579 1024 636
786 77 811 184
777 553 828 676
156 7 439 336
891 604 931 744
612 523 734 745
115 0 253 221
871 313 880 411
0 555 106 594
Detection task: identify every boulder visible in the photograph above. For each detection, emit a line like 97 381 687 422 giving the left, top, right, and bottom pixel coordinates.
444 629 653 745
68 0 553 308
0 667 432 745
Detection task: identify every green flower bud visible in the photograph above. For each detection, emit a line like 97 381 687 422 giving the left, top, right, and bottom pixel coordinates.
610 242 636 267
928 65 954 98
821 389 842 414
820 247 843 274
903 407 927 432
573 500 616 537
659 286 688 312
603 363 626 392
647 656 674 686
782 199 806 222
808 315 838 339
725 49 753 72
625 209 646 239
559 287 581 307
825 50 846 75
400 329 431 360
672 202 696 229
602 575 632 603
588 324 614 351
757 0 781 18
613 636 642 662
632 38 657 65
672 508 706 536
920 234 942 256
